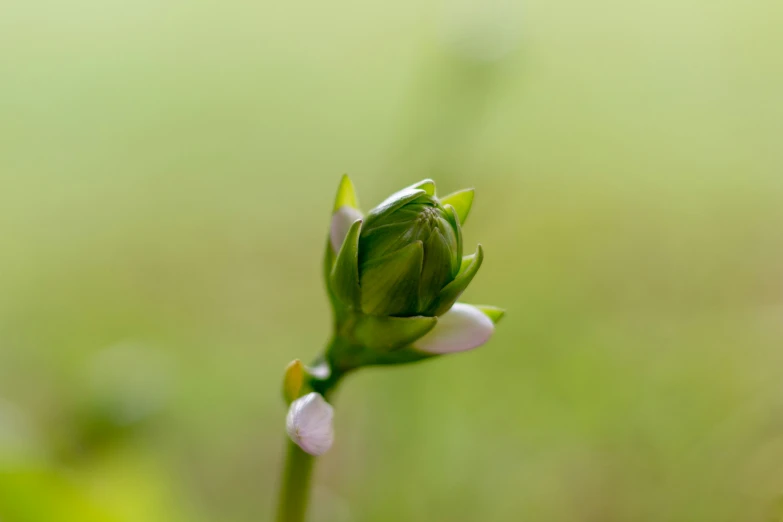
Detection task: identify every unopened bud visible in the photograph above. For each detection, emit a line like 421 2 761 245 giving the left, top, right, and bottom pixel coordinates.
286 392 334 456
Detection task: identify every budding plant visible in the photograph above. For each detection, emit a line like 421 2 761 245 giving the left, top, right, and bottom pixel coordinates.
277 176 504 522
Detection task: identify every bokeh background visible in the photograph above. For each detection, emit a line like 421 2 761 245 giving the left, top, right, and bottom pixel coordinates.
2 0 783 520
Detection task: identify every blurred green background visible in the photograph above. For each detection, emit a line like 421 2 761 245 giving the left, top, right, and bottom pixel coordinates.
2 0 783 520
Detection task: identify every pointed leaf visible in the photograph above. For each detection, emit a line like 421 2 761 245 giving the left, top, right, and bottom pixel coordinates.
414 303 494 354
475 305 505 324
323 237 339 309
360 241 423 316
333 174 359 212
330 205 363 253
282 360 304 404
440 189 474 224
430 244 484 316
458 253 476 275
330 219 362 309
410 179 436 196
444 204 463 273
364 188 426 228
354 315 438 351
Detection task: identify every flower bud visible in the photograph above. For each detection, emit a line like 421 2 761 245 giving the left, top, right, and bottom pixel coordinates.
328 178 483 317
286 392 334 456
324 176 503 364
414 303 498 354
358 184 461 316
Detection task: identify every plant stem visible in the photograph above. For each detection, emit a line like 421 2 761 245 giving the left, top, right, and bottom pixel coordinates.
276 439 315 522
276 338 348 522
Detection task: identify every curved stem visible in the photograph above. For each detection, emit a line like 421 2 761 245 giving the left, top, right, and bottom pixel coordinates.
276 439 315 522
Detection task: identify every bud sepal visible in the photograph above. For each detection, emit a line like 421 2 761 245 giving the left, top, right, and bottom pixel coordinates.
439 188 475 224
282 359 305 404
353 314 438 352
330 219 363 310
429 244 484 316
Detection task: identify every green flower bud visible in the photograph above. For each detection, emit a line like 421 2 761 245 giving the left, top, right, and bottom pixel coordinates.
359 185 461 316
326 176 499 360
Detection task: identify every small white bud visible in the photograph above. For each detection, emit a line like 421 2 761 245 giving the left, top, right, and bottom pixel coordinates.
330 206 363 253
414 303 494 354
286 392 334 456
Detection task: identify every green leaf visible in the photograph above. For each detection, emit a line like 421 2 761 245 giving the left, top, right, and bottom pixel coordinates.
410 179 436 196
364 188 426 229
360 240 423 316
458 253 476 275
333 174 359 212
474 305 506 324
429 244 484 316
330 219 363 309
354 314 438 351
440 188 474 224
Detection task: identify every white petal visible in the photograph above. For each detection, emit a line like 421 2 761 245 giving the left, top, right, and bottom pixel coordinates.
286 392 334 456
414 303 494 354
330 206 363 253
307 362 331 380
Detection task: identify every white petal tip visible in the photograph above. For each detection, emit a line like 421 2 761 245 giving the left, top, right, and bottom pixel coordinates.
307 362 331 380
286 392 334 456
330 206 363 253
414 303 494 354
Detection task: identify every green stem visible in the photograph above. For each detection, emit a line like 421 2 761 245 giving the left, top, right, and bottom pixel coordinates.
276 337 350 522
276 439 315 522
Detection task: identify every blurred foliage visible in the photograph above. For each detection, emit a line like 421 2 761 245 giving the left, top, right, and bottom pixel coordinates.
1 0 783 521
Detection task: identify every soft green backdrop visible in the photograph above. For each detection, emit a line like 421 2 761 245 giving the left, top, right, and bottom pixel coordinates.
2 0 783 521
